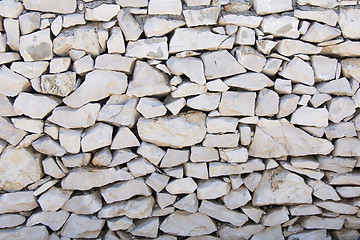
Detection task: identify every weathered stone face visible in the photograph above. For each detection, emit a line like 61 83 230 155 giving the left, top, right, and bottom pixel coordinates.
2 0 360 239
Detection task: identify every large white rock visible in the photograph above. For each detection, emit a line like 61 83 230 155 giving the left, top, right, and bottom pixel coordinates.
40 72 76 97
111 127 139 150
199 200 248 226
341 58 360 82
0 146 42 191
321 41 360 57
223 187 252 209
169 27 231 53
61 214 105 238
253 0 292 15
85 4 120 21
297 0 338 8
62 192 102 214
19 29 53 62
255 89 279 117
187 93 221 111
130 217 159 238
338 9 360 40
301 22 341 43
23 0 76 14
27 210 69 231
218 224 265 240
166 178 197 194
311 55 338 81
14 92 60 119
197 178 231 199
48 103 100 129
117 9 143 41
100 178 152 203
294 9 338 27
0 0 24 18
127 61 170 97
236 46 266 72
276 39 322 57
160 211 216 237
260 15 299 39
219 14 263 28
148 0 182 15
126 37 168 60
253 168 312 206
279 57 315 86
53 24 103 56
0 214 25 228
32 136 66 156
61 167 133 191
63 70 127 108
219 91 256 116
0 226 48 240
183 7 220 27
225 73 274 91
333 138 360 157
94 54 135 74
0 191 38 214
249 119 333 158
144 17 185 38
167 56 206 85
37 186 72 211
137 112 206 148
291 106 329 127
301 216 345 230
327 97 356 123
0 66 30 97
315 201 358 215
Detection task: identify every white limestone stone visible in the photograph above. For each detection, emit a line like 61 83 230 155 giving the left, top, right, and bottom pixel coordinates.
219 14 263 28
166 178 197 194
111 127 139 150
37 187 72 211
255 89 279 116
0 0 24 18
261 206 289 227
106 27 125 54
61 167 133 191
50 15 62 36
223 187 252 209
23 0 76 14
225 72 274 91
19 29 52 62
338 9 360 39
81 123 113 152
64 70 127 108
321 41 360 57
40 71 76 97
171 82 207 98
169 27 230 53
117 9 142 41
127 158 155 177
167 56 206 85
187 93 221 111
126 37 168 60
236 46 266 72
317 78 352 96
276 39 322 57
0 214 25 229
253 0 293 15
279 57 314 86
0 226 48 240
260 16 299 39
27 210 69 231
148 0 182 15
48 103 100 129
62 192 102 215
160 211 216 237
62 13 86 28
0 66 30 97
203 133 240 148
130 217 159 238
32 136 66 156
95 54 135 74
49 58 70 74
136 97 167 118
61 214 105 238
4 18 19 51
127 61 170 97
297 0 338 8
219 91 256 116
291 106 329 128
301 22 341 43
301 216 345 230
252 168 312 206
236 27 255 45
19 12 40 35
325 122 357 140
197 178 230 199
327 97 356 123
138 112 206 148
144 17 185 38
218 224 265 240
199 200 248 226
294 9 338 27
311 55 337 81
85 4 120 22
11 117 42 134
183 7 220 27
100 178 152 203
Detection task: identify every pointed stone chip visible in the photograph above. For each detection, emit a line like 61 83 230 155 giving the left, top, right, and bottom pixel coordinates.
0 116 27 146
137 112 206 148
127 61 170 97
252 168 312 206
61 167 133 191
111 127 140 150
63 70 127 108
225 73 273 91
279 57 314 86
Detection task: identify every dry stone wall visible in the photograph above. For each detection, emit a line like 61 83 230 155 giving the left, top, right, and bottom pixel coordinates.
0 0 360 239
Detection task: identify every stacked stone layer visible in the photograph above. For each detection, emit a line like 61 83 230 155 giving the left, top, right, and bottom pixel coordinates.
0 0 360 239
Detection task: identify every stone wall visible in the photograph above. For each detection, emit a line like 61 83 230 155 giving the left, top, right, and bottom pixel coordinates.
0 0 360 239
